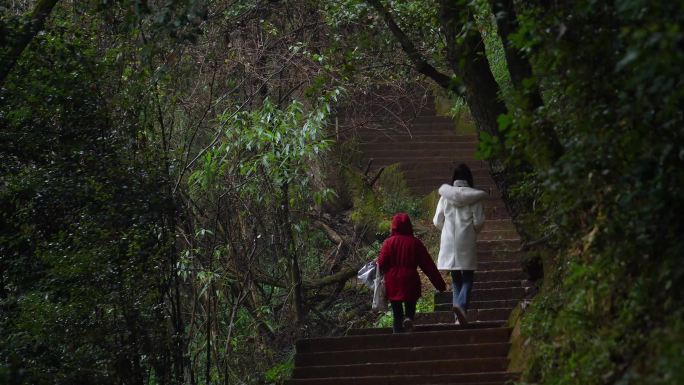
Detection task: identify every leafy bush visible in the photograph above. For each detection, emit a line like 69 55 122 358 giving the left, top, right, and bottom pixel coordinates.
491 2 684 384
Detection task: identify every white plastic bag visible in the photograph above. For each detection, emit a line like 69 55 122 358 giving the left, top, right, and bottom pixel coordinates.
357 261 376 288
372 267 388 312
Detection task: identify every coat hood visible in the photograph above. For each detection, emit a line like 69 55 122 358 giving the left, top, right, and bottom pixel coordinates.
438 180 487 208
391 213 413 236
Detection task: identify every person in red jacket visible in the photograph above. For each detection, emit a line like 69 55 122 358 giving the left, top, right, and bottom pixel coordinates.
378 213 447 333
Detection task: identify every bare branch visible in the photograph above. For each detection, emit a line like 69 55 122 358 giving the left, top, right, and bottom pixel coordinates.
366 0 458 94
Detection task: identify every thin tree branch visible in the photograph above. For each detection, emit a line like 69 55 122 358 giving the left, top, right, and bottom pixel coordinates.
366 0 458 94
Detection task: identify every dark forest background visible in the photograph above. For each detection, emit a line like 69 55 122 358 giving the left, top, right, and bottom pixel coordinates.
1 1 682 384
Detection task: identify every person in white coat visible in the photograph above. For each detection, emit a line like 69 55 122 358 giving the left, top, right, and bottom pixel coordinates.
433 164 487 325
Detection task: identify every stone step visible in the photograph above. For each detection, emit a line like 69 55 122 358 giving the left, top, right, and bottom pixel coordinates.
358 131 474 139
478 228 518 237
361 147 480 158
361 142 479 152
475 269 525 281
448 299 522 311
338 107 440 120
469 279 528 290
478 261 522 271
477 231 520 242
352 118 460 128
295 342 510 367
435 287 525 304
475 251 524 263
364 153 484 164
378 161 490 173
405 176 500 187
346 321 504 336
399 167 492 177
387 158 488 167
356 133 478 142
476 240 520 252
479 225 517 234
345 117 456 128
296 327 511 354
292 357 509 379
368 157 482 169
483 209 512 220
405 177 498 190
415 308 513 324
285 371 514 385
343 106 441 116
479 219 517 231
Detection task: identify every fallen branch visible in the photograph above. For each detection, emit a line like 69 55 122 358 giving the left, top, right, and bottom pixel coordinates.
314 220 345 245
305 266 359 290
363 158 374 177
519 233 552 251
252 265 360 290
367 167 385 187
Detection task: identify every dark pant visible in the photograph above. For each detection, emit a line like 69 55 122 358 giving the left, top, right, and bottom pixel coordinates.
451 270 474 310
390 300 417 333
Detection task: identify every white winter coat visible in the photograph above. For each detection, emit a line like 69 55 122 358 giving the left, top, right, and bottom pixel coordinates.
433 180 486 271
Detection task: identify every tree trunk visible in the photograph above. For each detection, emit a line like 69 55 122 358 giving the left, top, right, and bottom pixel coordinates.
438 1 524 217
439 2 507 145
281 182 305 323
488 0 536 90
488 0 564 162
0 0 59 87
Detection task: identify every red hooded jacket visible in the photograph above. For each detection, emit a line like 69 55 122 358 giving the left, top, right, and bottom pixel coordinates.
378 213 447 302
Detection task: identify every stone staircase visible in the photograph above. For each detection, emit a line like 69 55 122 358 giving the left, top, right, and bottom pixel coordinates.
285 98 526 384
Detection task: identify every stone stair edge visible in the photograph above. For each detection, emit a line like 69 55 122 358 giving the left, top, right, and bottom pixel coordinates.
296 326 511 345
296 326 511 352
345 321 505 336
294 356 509 371
285 371 515 385
295 341 511 361
292 358 510 379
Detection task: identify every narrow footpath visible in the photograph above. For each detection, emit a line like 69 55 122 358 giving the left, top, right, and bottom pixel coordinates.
286 99 529 384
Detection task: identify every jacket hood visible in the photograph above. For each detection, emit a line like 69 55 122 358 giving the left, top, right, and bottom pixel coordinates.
438 180 487 207
391 213 413 236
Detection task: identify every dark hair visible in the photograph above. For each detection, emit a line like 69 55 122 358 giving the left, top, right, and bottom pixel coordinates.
451 163 474 187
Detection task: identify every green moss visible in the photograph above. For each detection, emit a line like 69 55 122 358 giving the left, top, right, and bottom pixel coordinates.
506 304 532 374
264 355 294 385
420 190 439 222
347 163 423 240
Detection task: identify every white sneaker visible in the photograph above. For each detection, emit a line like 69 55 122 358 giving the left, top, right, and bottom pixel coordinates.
453 306 468 325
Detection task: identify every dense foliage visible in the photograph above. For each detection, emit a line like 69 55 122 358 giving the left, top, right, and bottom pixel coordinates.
0 14 180 383
508 2 684 384
1 2 370 384
323 1 684 383
1 0 683 384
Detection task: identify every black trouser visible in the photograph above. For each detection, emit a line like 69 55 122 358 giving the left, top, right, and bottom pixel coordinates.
390 300 417 333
